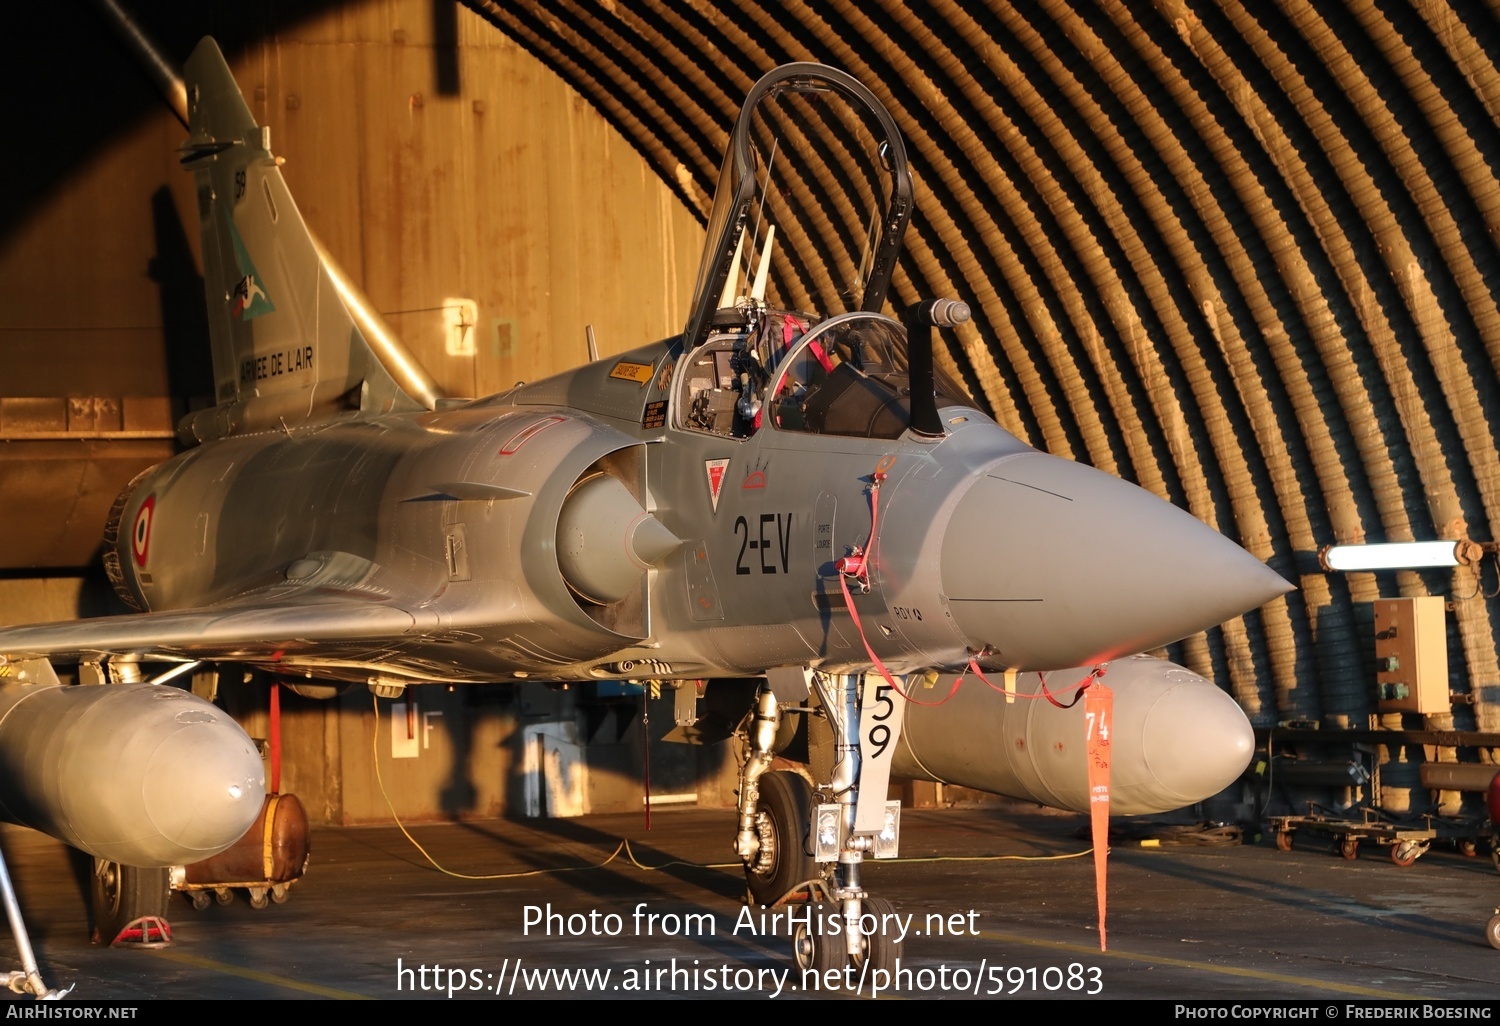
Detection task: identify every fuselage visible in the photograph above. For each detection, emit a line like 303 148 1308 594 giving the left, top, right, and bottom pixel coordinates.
107 311 1289 688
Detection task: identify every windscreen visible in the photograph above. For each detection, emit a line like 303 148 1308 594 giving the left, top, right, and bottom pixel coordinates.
767 313 975 440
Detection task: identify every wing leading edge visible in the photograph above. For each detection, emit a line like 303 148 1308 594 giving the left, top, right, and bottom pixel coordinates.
0 600 425 664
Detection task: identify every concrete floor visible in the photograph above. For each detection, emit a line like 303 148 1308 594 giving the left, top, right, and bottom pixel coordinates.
2 805 1497 1001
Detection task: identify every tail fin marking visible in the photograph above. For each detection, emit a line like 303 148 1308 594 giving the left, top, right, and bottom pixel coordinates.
179 38 424 442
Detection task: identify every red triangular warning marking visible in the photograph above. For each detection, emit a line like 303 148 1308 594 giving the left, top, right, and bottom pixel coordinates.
705 459 729 512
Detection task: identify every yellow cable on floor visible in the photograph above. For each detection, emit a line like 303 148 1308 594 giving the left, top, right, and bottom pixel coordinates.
370 696 742 878
371 698 1094 877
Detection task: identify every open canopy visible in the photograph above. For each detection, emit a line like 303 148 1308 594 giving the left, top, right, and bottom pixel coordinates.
682 64 914 351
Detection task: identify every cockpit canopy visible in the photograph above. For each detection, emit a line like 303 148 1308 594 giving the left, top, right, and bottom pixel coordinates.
682 64 913 351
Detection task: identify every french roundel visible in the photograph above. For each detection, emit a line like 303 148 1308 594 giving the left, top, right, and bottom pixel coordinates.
132 495 156 567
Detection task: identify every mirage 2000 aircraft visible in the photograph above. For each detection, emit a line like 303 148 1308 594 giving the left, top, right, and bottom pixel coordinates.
0 39 1289 988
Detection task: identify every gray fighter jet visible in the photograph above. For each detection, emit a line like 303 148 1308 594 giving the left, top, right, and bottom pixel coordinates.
0 40 1289 976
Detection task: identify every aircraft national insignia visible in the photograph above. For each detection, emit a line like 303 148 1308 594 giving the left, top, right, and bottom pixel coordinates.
705 458 730 512
131 494 156 568
225 216 275 320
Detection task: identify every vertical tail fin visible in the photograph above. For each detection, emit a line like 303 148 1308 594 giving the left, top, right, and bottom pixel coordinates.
179 38 435 442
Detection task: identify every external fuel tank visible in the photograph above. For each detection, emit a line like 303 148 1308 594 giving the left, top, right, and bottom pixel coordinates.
892 655 1254 816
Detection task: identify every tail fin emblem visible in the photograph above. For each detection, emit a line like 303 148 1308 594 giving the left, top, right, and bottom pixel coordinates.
231 274 270 319
226 218 275 320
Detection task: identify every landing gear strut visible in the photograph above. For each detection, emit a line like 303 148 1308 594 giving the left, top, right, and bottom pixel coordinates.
734 671 906 978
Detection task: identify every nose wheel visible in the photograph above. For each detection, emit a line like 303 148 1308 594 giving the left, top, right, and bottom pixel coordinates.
853 896 903 974
792 916 844 975
787 885 905 985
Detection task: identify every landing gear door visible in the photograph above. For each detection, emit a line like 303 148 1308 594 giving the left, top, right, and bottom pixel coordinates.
855 674 905 834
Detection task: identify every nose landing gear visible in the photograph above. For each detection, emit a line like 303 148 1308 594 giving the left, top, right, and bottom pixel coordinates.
732 670 908 984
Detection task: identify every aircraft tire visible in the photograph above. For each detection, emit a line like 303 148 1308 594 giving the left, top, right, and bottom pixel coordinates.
1487 913 1500 951
792 915 845 975
91 858 169 946
745 770 817 906
855 896 903 974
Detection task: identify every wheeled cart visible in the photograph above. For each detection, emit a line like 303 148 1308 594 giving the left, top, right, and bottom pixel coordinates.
1269 808 1483 867
175 793 310 909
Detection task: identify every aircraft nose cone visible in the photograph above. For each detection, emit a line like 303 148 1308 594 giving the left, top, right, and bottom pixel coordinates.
141 711 266 860
941 453 1291 669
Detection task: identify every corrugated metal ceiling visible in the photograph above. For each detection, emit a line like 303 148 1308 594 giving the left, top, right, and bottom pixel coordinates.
463 1 1500 741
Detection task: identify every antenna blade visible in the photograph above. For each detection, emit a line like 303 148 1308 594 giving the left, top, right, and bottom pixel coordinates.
751 225 776 301
718 228 747 309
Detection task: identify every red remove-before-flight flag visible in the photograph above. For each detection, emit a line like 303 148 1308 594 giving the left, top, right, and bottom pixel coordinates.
1086 682 1113 951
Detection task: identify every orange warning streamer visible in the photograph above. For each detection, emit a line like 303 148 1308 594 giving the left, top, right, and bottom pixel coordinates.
1085 682 1113 951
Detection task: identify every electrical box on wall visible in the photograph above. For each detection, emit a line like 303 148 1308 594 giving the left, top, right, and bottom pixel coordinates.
1372 597 1448 715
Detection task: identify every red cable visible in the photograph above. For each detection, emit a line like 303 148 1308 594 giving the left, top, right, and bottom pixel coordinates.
833 469 886 584
965 660 1107 704
837 572 962 707
835 468 963 707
